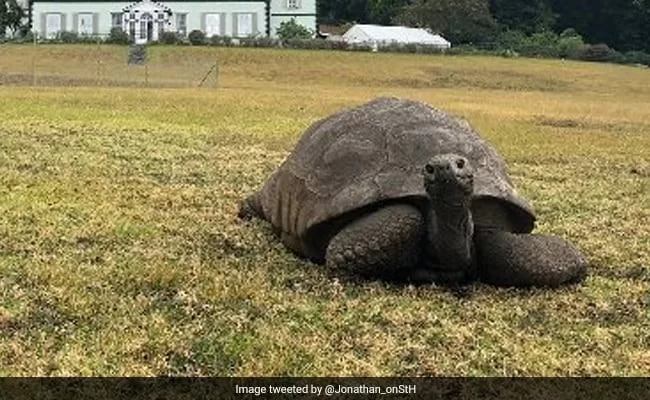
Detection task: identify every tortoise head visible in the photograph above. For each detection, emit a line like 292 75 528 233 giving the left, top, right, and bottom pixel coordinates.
423 154 475 204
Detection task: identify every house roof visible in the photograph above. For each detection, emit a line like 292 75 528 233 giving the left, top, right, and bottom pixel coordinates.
343 24 451 46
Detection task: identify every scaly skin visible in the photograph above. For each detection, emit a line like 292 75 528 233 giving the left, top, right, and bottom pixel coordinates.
325 154 476 284
475 229 588 287
325 203 424 279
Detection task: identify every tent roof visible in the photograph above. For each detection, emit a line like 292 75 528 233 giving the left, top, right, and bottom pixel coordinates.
343 24 450 46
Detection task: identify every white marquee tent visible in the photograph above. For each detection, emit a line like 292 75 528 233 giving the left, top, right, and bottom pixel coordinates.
341 24 451 49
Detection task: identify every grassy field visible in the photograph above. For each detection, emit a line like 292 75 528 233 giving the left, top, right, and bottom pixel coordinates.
0 45 649 376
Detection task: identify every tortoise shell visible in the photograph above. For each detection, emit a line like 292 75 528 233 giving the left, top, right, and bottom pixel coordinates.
253 97 535 260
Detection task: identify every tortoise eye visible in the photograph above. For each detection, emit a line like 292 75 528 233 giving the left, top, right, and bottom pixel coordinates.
425 164 435 174
456 159 465 169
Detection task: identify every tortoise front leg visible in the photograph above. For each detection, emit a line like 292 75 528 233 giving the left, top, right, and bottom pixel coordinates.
325 203 425 280
474 229 588 287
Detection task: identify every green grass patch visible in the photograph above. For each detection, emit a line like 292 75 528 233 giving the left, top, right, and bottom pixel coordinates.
0 45 649 376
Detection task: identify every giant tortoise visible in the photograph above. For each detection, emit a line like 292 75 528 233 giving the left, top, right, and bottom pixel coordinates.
239 97 588 287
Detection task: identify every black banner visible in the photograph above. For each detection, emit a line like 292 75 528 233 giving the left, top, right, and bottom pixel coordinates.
0 378 647 400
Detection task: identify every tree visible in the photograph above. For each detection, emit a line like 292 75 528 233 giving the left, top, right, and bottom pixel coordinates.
551 0 650 52
318 0 369 24
394 0 497 44
0 0 7 37
366 0 409 25
489 0 555 34
276 18 314 40
0 0 25 37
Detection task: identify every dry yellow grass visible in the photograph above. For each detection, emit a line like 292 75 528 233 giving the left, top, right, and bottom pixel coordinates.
0 45 648 376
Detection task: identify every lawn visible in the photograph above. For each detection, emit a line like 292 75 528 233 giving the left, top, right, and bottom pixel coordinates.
0 45 649 376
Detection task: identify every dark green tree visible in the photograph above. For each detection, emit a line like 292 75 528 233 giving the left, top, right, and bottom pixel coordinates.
551 0 650 52
394 0 497 44
490 0 555 34
0 0 7 37
365 0 409 25
318 0 369 24
0 0 25 37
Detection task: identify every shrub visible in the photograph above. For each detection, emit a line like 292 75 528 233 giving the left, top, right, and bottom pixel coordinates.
209 35 222 46
58 31 79 44
238 37 254 47
246 37 279 48
106 27 130 45
417 45 447 54
557 29 585 58
328 40 348 51
187 29 206 45
623 51 650 66
446 44 481 55
281 38 304 49
495 28 587 59
532 31 560 57
276 18 313 40
23 30 35 43
282 38 332 50
402 43 418 53
160 31 182 45
378 42 403 53
496 30 528 51
496 48 519 58
576 43 620 62
558 36 584 59
7 29 35 43
208 35 233 46
348 43 372 52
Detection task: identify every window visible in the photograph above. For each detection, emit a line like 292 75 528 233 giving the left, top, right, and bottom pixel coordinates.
111 12 122 28
204 13 220 37
129 20 136 39
140 20 147 39
140 13 152 40
157 13 165 38
45 13 62 39
176 13 187 36
286 0 300 9
77 13 93 35
237 13 253 37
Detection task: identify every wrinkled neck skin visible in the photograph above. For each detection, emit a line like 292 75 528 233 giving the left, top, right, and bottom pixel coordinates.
426 185 474 274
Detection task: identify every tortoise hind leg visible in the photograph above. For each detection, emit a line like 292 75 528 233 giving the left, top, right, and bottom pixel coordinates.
474 229 588 287
325 203 425 280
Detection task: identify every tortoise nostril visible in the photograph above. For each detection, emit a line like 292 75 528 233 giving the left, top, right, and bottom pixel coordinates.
456 159 465 169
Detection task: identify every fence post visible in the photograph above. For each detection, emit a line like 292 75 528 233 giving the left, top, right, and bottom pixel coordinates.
214 58 219 89
31 30 37 86
96 36 102 86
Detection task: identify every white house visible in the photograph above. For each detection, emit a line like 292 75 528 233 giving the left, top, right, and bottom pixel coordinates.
31 0 316 43
342 24 451 49
268 0 314 37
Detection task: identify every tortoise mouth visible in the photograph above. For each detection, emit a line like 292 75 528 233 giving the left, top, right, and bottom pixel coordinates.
423 154 475 200
425 175 474 205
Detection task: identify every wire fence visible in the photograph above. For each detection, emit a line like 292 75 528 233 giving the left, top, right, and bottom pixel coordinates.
0 38 220 89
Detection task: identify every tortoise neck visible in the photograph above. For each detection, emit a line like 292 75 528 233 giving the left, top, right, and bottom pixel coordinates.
426 193 474 275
